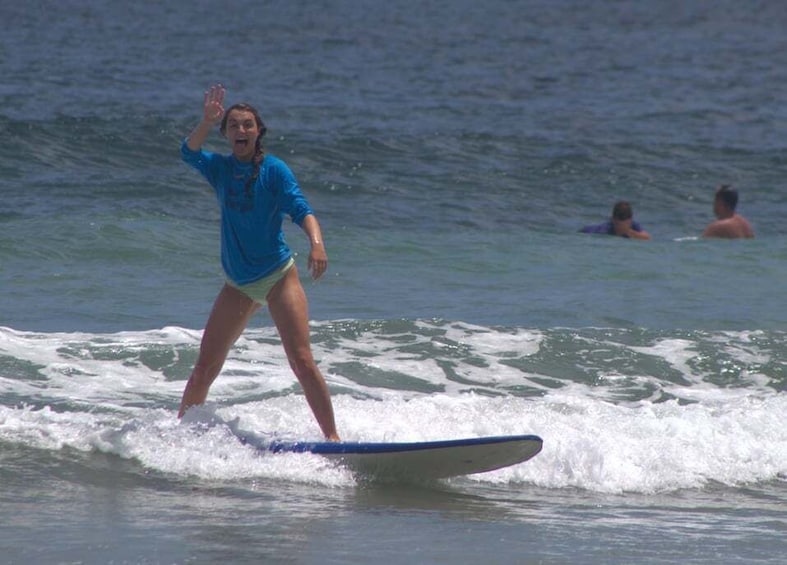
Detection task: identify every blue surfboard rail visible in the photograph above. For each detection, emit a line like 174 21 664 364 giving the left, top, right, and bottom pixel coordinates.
267 434 543 455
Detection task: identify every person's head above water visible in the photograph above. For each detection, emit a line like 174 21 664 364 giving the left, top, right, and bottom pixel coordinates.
611 201 633 221
713 184 739 217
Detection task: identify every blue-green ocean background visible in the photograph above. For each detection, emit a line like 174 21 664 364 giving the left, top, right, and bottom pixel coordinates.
1 1 785 564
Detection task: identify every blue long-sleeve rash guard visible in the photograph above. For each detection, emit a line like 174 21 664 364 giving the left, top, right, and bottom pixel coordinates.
181 140 314 285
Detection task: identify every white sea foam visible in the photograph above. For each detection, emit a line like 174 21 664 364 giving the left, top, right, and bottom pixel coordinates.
2 389 784 494
1 325 784 493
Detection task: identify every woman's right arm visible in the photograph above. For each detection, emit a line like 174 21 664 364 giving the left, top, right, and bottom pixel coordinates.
186 84 226 151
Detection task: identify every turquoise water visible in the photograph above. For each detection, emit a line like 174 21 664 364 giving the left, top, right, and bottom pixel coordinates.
1 1 785 563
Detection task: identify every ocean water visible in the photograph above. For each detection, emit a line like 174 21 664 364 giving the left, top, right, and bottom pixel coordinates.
1 1 786 563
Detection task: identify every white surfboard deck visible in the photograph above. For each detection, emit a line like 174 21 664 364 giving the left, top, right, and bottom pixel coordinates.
265 434 543 479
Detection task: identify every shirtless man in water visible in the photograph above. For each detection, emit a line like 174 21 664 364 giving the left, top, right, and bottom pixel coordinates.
702 185 755 239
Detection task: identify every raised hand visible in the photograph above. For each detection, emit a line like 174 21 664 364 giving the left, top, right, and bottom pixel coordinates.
203 84 225 125
186 84 226 151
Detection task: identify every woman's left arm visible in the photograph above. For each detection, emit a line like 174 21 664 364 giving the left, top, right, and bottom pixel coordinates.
301 214 328 280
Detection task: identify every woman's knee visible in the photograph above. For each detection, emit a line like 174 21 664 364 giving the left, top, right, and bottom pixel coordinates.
287 350 319 381
188 362 222 389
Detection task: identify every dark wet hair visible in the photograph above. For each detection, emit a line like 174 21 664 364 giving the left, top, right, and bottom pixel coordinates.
612 201 633 221
220 103 268 194
715 184 738 211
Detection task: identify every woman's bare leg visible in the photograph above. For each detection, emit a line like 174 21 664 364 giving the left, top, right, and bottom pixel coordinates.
266 266 340 440
178 284 259 418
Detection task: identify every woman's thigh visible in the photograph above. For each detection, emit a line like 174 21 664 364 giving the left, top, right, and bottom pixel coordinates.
266 267 313 361
199 283 260 363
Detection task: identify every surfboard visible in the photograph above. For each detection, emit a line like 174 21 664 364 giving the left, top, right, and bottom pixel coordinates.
266 434 543 479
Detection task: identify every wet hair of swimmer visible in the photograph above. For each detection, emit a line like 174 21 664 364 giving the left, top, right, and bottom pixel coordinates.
612 201 633 221
715 184 739 211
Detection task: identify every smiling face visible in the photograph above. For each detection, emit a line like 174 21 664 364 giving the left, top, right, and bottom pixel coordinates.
222 108 262 162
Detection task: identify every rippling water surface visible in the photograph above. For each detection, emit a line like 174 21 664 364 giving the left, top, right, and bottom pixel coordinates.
1 1 785 563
